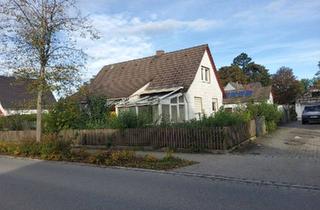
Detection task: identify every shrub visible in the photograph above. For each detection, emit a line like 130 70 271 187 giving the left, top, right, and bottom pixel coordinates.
44 95 109 132
108 150 136 164
0 114 36 131
166 109 251 128
18 141 41 157
247 102 282 132
107 111 138 129
39 139 72 160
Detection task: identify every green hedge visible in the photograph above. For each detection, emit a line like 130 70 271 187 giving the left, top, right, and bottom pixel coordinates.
0 114 36 131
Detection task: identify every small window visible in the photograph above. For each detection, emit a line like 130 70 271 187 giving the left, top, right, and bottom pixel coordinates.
212 98 218 112
179 95 184 103
212 102 216 112
170 97 177 104
201 66 210 83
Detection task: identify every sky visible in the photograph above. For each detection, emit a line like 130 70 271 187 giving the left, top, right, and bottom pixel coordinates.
76 0 320 81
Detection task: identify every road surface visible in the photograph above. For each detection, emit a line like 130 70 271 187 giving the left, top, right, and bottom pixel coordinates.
0 157 319 210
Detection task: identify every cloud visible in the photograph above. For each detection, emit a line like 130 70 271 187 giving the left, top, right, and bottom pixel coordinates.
90 14 221 34
233 0 320 24
77 14 220 80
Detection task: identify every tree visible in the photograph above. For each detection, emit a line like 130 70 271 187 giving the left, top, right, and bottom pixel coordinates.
272 67 303 104
300 78 314 92
218 65 247 86
232 53 252 70
315 61 320 88
0 0 97 141
245 63 271 86
231 53 271 86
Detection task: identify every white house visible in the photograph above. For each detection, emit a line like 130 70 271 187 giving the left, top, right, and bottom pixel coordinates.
85 44 224 123
295 88 320 121
0 76 56 116
223 82 273 111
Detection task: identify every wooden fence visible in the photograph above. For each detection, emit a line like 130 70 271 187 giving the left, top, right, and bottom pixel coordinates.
0 120 257 151
94 127 226 150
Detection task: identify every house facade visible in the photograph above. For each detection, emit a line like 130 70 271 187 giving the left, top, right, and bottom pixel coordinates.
223 82 273 111
85 44 223 123
295 88 320 121
0 76 56 116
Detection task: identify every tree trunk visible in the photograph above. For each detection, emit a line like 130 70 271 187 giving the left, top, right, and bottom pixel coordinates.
36 64 45 142
36 89 42 142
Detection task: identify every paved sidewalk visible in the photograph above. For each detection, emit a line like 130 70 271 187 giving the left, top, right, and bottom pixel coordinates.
137 122 320 187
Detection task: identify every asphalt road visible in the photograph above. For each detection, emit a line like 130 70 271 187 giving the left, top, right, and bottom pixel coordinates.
0 157 319 210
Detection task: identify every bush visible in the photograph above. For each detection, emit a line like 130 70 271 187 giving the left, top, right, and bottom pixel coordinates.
165 109 251 128
0 139 71 160
247 102 282 132
0 114 36 131
39 139 71 160
44 95 109 132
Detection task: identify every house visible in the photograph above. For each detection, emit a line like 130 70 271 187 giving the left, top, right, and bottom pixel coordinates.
224 82 244 91
295 87 320 121
223 82 273 111
0 76 56 116
85 44 223 123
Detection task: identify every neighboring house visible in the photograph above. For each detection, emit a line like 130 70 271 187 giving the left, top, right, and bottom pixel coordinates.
85 44 223 123
0 76 56 116
295 87 320 121
224 82 244 91
223 82 273 111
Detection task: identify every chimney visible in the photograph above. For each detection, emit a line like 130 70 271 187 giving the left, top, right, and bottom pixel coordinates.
156 50 165 56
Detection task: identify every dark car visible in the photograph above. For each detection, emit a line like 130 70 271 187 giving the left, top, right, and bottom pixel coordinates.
302 105 320 124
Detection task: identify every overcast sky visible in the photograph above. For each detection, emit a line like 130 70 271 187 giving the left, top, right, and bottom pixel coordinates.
76 0 320 81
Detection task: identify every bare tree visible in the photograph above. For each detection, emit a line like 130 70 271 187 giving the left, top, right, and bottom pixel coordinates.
0 0 98 141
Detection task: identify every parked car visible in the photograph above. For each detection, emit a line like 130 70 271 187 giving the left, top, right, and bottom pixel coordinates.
302 105 320 124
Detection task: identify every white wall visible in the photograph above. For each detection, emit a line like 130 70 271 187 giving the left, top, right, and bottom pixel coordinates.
185 50 223 119
3 109 49 116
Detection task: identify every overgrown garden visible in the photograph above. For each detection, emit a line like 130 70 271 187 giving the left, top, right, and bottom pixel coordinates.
0 95 283 132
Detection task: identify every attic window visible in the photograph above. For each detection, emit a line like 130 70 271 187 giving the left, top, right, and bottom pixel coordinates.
201 66 210 83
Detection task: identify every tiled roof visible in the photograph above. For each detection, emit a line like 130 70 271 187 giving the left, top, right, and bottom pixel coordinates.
88 44 214 98
0 76 56 109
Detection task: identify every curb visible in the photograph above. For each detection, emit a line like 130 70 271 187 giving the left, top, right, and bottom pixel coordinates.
1 155 320 192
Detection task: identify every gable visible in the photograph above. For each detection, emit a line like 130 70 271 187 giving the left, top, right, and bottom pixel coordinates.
87 44 208 99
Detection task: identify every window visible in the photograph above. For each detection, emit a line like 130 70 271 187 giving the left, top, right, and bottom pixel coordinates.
212 102 216 112
162 104 170 122
138 106 153 124
171 105 178 122
179 104 185 122
201 66 210 83
152 105 159 123
194 97 203 114
170 97 177 104
212 98 218 112
179 95 184 103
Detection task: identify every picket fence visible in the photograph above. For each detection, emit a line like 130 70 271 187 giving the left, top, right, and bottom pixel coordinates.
0 120 256 150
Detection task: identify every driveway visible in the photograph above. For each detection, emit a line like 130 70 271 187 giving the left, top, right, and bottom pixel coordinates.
141 122 320 187
240 121 320 158
1 157 319 210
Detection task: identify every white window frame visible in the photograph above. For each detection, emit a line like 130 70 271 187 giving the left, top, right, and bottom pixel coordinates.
194 97 203 118
212 98 218 113
201 66 210 83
